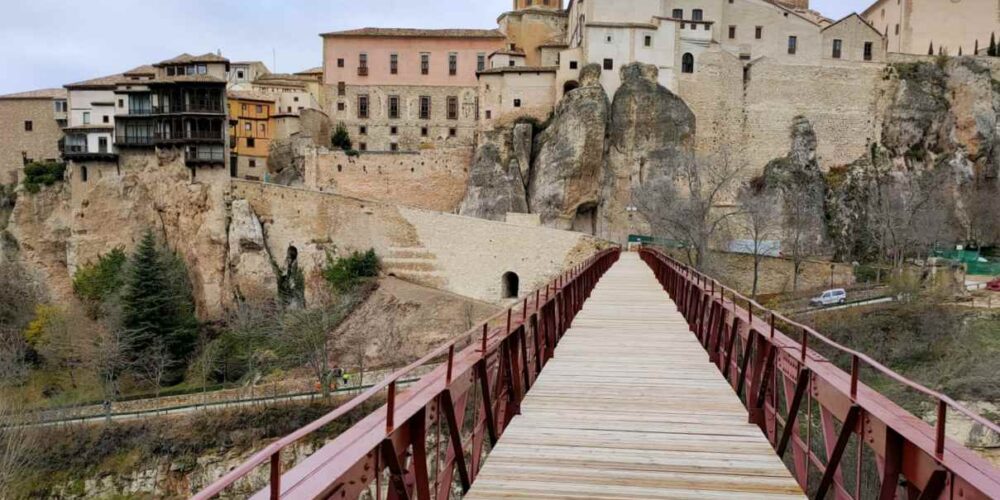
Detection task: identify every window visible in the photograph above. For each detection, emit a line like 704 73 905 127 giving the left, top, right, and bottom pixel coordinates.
83 112 90 125
81 165 88 182
338 81 346 96
449 53 458 76
421 53 430 75
447 96 458 120
390 126 398 135
245 123 252 131
513 98 521 108
337 58 345 68
358 53 368 75
247 137 255 148
603 58 613 70
55 100 67 113
832 39 843 59
477 53 486 72
388 95 400 119
864 42 874 61
390 53 398 74
117 99 124 109
421 127 428 137
337 102 345 111
644 35 652 47
357 94 369 119
788 36 798 55
293 97 299 102
672 8 682 18
419 96 431 119
449 127 456 137
509 59 516 67
237 70 245 79
894 24 899 35
103 115 109 124
249 159 257 168
755 26 763 39
198 65 207 74
485 110 492 119
728 25 736 39
681 53 694 73
256 104 263 113
359 126 367 135
569 61 578 70
390 143 399 151
260 123 267 133
359 142 367 151
692 9 703 21
167 67 176 76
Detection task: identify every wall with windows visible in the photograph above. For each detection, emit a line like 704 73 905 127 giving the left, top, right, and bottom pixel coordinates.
821 14 885 63
718 0 823 63
863 0 997 56
479 69 557 128
498 9 569 67
0 97 65 184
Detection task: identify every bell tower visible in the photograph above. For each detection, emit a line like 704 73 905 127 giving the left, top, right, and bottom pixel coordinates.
514 0 563 10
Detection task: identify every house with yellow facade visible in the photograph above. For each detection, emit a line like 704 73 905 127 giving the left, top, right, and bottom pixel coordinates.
227 90 276 180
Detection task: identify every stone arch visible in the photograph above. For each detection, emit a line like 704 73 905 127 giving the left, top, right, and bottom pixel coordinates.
682 53 695 74
501 272 520 299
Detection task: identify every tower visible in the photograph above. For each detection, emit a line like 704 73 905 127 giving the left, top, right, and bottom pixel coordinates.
514 0 563 10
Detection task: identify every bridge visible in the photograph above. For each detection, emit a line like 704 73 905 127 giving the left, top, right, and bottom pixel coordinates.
197 249 1000 499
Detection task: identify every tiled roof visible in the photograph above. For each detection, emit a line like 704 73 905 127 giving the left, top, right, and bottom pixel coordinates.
156 53 230 66
490 49 526 57
321 27 505 39
65 73 125 89
63 124 115 131
296 66 323 75
0 88 67 100
478 65 558 75
152 75 227 84
228 90 277 103
123 64 156 76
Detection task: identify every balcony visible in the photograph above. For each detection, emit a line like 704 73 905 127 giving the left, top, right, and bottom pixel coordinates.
185 150 226 165
357 66 369 76
115 136 156 147
150 103 225 115
154 130 225 144
62 144 117 161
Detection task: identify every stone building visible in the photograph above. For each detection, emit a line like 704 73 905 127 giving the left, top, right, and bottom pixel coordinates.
63 72 122 166
321 27 506 151
228 61 270 90
498 3 568 66
252 70 323 116
0 88 66 184
228 91 276 180
862 0 999 56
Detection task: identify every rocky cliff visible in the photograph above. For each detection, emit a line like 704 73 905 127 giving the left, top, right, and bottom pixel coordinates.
457 123 531 221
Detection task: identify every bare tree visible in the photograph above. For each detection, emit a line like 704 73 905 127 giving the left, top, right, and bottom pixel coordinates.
738 189 781 298
281 301 353 398
29 305 94 390
782 184 824 292
136 339 176 398
871 169 953 269
0 327 29 388
90 326 133 422
224 300 280 397
636 148 744 269
0 395 36 493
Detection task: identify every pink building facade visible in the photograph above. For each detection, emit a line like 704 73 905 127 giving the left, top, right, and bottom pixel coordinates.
322 29 506 152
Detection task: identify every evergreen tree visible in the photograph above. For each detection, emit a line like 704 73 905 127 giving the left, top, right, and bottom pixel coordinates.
928 42 934 56
990 33 997 57
975 39 979 55
120 230 197 383
331 123 352 151
958 47 963 56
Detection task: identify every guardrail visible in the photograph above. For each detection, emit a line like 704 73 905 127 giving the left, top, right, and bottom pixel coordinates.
640 248 1000 500
195 248 620 499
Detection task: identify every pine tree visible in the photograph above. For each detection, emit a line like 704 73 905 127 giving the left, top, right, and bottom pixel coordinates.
958 47 963 56
120 230 196 383
975 39 979 55
990 33 997 57
928 42 934 56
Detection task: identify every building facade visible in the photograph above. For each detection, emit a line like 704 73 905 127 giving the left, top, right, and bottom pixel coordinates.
228 61 271 90
862 0 999 56
228 91 275 180
0 89 67 184
321 28 506 151
63 73 121 165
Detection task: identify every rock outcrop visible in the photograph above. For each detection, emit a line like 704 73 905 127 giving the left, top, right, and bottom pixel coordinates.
458 124 531 221
600 62 697 242
227 199 278 302
528 64 609 232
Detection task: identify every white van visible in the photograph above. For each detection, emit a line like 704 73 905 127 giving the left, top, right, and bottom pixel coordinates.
810 289 847 307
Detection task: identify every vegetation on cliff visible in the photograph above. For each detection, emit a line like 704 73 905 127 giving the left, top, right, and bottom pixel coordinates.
22 161 66 194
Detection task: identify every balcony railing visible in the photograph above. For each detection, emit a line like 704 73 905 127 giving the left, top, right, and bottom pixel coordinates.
150 103 225 115
185 150 226 163
154 131 224 142
115 136 156 146
357 66 369 76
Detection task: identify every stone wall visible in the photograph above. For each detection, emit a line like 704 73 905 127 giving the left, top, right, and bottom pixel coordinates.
232 181 606 304
303 146 473 213
0 98 63 185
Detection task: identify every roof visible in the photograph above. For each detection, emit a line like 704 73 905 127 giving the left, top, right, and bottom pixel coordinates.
537 42 569 49
490 49 526 57
65 73 125 89
759 0 824 26
253 74 311 88
321 27 505 39
296 66 323 75
822 12 882 35
155 53 229 66
586 21 659 30
123 64 156 76
478 65 558 75
63 124 115 131
228 90 277 103
151 74 227 84
0 88 67 100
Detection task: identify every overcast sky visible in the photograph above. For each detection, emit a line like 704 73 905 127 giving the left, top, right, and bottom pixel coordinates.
0 0 872 95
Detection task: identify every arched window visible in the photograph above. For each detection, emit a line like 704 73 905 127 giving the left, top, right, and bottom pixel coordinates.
682 53 695 73
501 272 520 299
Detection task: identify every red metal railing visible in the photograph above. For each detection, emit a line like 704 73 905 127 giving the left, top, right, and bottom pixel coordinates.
639 248 1000 500
195 248 620 499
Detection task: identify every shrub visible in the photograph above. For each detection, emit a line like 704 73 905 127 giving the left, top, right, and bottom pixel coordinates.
72 247 127 315
22 161 66 193
331 123 352 151
322 249 381 292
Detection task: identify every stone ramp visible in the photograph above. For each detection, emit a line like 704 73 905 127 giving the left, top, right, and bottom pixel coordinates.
466 252 804 499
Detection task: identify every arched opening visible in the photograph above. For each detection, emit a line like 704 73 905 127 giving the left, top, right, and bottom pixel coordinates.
563 80 580 94
501 272 520 299
682 53 695 73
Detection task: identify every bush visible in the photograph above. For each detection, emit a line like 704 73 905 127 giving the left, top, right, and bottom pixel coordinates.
72 247 127 315
22 161 66 193
322 249 381 292
331 123 352 151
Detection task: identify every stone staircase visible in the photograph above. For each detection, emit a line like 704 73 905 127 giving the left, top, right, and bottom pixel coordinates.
382 246 447 289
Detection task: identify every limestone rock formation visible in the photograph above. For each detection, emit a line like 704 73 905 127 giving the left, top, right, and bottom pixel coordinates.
458 124 531 221
267 136 312 186
528 63 609 232
600 62 697 242
227 199 278 302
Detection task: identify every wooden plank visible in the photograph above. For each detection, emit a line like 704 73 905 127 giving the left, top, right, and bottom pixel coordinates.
466 253 804 499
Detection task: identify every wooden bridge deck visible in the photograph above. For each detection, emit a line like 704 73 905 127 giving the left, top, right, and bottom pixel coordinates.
466 252 804 499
